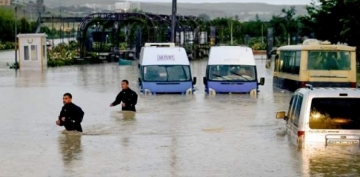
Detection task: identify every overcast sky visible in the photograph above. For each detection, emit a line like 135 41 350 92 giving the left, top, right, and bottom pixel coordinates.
130 0 312 5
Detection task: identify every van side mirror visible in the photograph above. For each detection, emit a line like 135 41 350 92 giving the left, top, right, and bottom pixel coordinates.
203 77 207 85
138 77 141 85
138 64 140 68
259 77 265 85
192 77 197 85
276 111 287 119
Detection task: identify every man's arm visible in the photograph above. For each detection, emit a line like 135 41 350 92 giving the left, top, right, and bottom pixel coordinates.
111 92 122 106
58 108 65 126
131 91 138 105
77 106 84 123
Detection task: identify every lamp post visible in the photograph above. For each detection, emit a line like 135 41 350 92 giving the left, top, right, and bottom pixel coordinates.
14 4 18 68
171 0 177 43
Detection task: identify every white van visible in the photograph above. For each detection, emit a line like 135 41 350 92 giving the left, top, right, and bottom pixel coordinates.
203 46 264 94
138 47 196 94
144 43 175 47
276 85 360 147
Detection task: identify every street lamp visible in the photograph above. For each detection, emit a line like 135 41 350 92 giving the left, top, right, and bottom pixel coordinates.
14 2 18 68
171 0 177 43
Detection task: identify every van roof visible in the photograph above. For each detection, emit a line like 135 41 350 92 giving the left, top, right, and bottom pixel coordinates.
144 42 175 47
208 46 255 65
140 47 189 66
295 87 360 97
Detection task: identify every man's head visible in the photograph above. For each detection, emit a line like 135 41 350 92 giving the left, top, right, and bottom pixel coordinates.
121 80 129 90
63 93 72 105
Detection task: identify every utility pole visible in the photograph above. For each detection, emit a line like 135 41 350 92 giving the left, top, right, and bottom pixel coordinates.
230 20 233 45
15 5 18 68
171 0 177 43
261 24 264 44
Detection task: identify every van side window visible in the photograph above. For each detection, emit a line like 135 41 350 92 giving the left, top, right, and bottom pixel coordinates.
293 95 303 126
288 95 298 123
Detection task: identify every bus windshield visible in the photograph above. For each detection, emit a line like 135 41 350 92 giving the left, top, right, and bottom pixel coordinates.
309 98 360 129
208 65 256 81
307 51 351 70
143 65 191 82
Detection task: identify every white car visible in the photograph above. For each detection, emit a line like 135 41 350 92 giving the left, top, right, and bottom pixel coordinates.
276 85 360 147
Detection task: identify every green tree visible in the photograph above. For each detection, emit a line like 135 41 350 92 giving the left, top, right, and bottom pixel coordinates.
255 14 260 21
269 6 299 45
0 7 14 42
300 0 360 46
198 13 210 21
131 8 145 13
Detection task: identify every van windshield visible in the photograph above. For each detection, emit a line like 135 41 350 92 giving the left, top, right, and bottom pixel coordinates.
143 65 191 82
309 98 360 129
307 51 351 70
208 65 256 81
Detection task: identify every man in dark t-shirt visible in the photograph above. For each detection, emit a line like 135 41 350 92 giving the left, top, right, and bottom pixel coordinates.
56 93 84 132
110 80 138 119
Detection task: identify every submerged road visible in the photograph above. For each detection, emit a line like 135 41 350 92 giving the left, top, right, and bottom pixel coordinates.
0 58 359 176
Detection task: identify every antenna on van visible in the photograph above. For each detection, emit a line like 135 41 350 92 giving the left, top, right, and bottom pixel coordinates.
305 84 313 90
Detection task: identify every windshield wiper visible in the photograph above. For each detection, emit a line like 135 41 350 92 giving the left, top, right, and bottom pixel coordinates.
230 71 250 81
212 73 228 80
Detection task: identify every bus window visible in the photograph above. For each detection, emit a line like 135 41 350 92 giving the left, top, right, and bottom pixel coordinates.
278 51 300 74
307 51 351 70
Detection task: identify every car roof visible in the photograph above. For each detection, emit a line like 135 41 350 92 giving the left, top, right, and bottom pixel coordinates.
295 87 360 97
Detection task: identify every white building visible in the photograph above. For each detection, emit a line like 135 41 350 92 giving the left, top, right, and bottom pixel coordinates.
114 1 140 12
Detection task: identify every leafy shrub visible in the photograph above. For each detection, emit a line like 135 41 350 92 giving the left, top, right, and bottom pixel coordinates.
251 42 266 50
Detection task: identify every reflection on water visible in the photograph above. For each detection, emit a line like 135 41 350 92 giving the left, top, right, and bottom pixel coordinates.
0 59 360 176
16 70 47 87
58 132 82 167
300 145 360 177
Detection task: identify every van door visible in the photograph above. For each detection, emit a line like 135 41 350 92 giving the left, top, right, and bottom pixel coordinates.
286 95 297 137
287 94 304 145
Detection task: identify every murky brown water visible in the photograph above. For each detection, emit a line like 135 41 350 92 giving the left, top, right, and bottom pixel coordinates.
0 58 360 176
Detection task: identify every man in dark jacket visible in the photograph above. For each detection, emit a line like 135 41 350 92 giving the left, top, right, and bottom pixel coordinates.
56 93 84 132
110 80 138 112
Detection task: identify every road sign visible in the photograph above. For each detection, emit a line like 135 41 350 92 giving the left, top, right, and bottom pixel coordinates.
0 0 11 6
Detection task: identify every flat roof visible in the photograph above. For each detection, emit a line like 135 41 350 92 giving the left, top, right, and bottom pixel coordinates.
296 87 360 97
140 47 189 65
208 46 255 65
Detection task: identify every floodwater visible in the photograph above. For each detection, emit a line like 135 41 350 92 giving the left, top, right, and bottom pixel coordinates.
0 57 360 177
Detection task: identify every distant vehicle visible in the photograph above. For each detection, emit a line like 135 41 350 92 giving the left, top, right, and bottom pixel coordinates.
138 46 196 94
144 43 175 47
203 46 265 95
273 39 356 91
276 85 360 147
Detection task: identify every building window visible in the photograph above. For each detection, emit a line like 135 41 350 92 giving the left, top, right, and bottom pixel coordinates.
24 46 29 60
31 45 37 60
43 45 45 57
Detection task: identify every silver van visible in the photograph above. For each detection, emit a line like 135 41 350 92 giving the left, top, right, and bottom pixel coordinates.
276 85 360 147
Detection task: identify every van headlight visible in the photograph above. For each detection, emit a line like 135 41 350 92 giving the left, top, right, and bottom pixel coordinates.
186 88 193 95
250 89 257 96
144 89 152 95
209 88 216 95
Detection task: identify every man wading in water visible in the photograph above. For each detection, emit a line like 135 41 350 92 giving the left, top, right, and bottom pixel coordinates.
110 80 138 119
56 93 85 132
